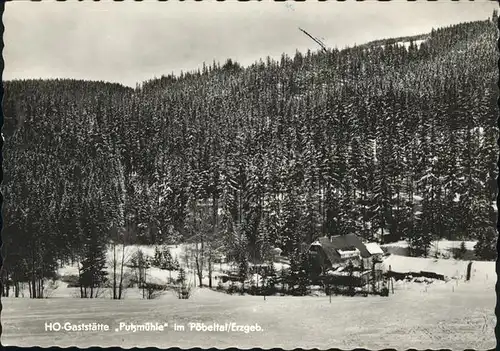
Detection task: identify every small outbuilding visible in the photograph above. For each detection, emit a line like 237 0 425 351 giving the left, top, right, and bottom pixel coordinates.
365 242 384 264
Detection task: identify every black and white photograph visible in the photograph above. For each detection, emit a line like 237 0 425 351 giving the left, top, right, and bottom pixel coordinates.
1 0 498 349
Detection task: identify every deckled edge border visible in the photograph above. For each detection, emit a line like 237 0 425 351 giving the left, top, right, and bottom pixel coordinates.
0 1 496 351
1 0 5 347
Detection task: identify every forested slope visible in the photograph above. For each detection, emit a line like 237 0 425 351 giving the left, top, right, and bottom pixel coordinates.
2 18 498 285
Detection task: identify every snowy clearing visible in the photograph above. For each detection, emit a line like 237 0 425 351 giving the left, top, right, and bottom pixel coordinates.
381 239 478 258
395 39 427 49
57 243 291 290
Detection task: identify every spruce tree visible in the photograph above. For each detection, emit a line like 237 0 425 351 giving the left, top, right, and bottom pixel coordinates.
474 227 497 260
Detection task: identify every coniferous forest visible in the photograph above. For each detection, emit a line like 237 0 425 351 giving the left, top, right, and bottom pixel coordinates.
2 17 498 294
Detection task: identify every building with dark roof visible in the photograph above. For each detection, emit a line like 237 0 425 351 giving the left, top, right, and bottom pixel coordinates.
309 234 382 273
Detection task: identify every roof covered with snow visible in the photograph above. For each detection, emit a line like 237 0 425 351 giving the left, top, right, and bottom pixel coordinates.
365 242 384 255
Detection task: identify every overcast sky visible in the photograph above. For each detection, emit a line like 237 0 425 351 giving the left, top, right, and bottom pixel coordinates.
4 0 497 87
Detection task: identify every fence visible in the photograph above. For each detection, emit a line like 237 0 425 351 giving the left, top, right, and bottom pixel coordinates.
385 270 445 281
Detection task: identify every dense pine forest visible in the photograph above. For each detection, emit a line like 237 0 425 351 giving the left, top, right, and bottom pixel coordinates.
2 16 498 294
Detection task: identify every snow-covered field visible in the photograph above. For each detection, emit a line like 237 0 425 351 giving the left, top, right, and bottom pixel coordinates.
2 276 495 349
2 243 495 349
